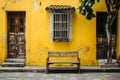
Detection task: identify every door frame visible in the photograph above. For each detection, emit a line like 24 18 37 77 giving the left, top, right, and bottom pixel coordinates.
96 11 117 65
6 11 26 58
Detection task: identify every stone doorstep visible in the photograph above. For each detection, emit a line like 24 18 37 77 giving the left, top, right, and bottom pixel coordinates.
0 66 46 72
100 64 120 68
5 59 25 63
2 62 25 67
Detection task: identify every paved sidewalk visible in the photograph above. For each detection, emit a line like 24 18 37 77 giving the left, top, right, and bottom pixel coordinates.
0 72 120 80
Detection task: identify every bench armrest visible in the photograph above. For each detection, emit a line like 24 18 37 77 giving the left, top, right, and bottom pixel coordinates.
46 57 49 61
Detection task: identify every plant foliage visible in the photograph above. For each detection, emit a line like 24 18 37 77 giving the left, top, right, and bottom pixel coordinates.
79 0 120 20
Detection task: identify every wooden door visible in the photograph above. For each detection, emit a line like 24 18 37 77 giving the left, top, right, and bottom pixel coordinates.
7 12 25 58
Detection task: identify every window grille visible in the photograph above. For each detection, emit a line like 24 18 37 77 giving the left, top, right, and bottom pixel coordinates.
50 12 71 42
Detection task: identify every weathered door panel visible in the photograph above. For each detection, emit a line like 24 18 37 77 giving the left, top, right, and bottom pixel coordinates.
17 32 25 54
8 33 18 57
7 12 25 58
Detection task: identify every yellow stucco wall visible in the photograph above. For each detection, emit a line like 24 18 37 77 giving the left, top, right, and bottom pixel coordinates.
0 0 120 66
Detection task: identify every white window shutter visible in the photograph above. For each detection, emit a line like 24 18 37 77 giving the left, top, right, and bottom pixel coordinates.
50 12 53 42
69 13 72 41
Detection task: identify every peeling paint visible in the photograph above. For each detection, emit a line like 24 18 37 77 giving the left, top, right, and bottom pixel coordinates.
16 0 20 2
1 33 5 42
39 51 42 55
78 47 90 54
34 0 38 9
84 47 90 53
45 47 49 52
78 49 83 53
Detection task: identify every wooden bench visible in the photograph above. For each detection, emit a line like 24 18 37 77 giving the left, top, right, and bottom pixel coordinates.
46 51 80 73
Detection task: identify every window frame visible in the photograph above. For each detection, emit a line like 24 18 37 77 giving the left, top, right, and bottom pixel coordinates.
50 12 72 42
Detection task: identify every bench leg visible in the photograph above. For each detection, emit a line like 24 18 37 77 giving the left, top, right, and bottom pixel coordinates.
46 67 49 74
46 62 49 73
78 64 80 73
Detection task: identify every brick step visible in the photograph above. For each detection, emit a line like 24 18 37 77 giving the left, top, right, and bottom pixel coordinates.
5 59 25 63
2 62 24 67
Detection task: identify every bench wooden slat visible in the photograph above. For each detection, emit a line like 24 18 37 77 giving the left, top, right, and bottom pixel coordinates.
49 51 78 54
48 52 78 57
48 61 79 64
48 54 78 57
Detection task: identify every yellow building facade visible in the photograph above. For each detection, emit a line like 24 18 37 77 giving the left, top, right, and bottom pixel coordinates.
0 0 120 66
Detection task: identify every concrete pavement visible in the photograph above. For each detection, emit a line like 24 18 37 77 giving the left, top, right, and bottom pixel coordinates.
0 72 120 80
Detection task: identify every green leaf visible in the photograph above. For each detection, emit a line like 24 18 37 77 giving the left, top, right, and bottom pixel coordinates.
86 8 95 20
79 6 86 15
86 0 95 7
79 0 96 20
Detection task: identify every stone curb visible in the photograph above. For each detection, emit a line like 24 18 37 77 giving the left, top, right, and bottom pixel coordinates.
0 66 120 73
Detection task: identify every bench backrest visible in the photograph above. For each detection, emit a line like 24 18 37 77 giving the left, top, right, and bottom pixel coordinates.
48 51 78 57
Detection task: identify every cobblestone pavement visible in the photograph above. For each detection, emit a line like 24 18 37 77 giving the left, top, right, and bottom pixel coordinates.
0 72 120 80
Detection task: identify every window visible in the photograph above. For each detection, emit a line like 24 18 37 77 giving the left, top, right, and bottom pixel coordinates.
46 5 75 42
50 12 72 42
